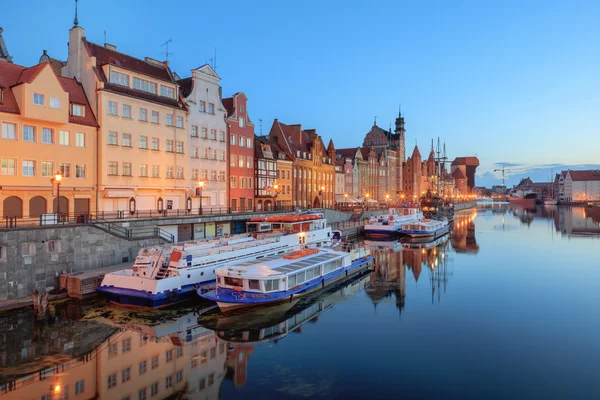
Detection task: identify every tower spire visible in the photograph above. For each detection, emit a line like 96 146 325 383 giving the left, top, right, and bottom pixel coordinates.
374 116 377 126
399 104 402 117
73 0 79 27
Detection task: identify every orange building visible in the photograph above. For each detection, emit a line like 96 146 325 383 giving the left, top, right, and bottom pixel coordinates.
0 60 97 220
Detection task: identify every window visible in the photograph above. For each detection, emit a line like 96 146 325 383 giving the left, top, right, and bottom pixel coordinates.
176 370 183 383
76 164 86 178
151 355 159 370
247 138 252 148
152 165 159 177
151 382 159 396
176 116 183 128
139 388 147 400
122 338 131 353
58 130 69 146
123 162 132 176
201 169 208 180
42 128 53 144
166 114 173 126
208 103 214 114
75 380 84 395
72 104 83 116
22 160 35 177
177 167 184 179
165 376 173 389
239 136 244 147
151 111 159 123
166 140 173 152
133 77 157 94
160 85 175 99
191 126 198 137
22 242 36 256
239 156 245 168
108 131 118 145
139 108 148 121
199 101 206 112
139 164 148 177
210 129 216 140
166 350 173 363
122 367 131 383
191 147 198 158
139 361 147 375
176 141 184 153
108 374 117 389
34 93 45 106
210 348 216 359
166 167 173 178
201 148 208 159
230 176 237 188
230 134 236 145
122 104 132 118
139 136 148 149
201 127 207 139
219 131 225 141
108 161 118 175
60 163 71 178
152 138 159 150
219 150 225 161
76 132 85 147
247 157 252 169
50 97 60 109
219 170 225 181
248 177 253 188
1 158 16 175
21 125 34 142
192 168 198 180
41 161 53 177
239 117 245 128
2 122 16 140
176 347 183 359
108 101 118 115
122 133 132 147
110 70 129 86
211 170 217 181
211 149 217 160
240 177 245 188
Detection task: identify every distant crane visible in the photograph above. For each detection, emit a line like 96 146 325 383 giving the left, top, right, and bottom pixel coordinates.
494 166 511 187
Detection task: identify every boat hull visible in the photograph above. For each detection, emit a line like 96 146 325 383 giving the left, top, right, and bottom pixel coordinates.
544 200 557 206
402 225 449 239
508 198 536 207
97 281 215 309
200 256 374 312
364 227 401 239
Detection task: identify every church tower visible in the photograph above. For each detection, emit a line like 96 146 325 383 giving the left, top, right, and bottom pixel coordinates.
395 107 406 163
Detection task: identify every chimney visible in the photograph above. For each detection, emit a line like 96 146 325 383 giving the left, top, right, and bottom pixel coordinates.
145 57 165 68
104 43 117 51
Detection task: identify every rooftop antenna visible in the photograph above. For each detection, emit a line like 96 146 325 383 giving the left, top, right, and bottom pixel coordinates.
374 116 377 126
162 39 173 62
213 47 217 71
259 118 263 135
104 28 106 44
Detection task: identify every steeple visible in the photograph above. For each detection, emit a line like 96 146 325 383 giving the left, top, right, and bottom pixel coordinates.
73 0 79 27
0 27 13 63
374 116 377 126
395 104 406 162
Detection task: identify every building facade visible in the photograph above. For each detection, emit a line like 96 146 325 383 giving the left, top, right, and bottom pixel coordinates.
254 137 278 211
62 25 189 215
562 170 600 202
0 61 97 219
178 65 228 212
223 92 254 212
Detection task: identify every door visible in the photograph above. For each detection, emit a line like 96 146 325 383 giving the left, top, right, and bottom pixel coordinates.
74 198 90 215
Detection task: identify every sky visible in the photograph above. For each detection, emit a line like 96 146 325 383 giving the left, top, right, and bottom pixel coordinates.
3 0 599 186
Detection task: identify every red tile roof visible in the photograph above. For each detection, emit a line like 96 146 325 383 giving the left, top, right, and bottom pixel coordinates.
569 170 600 181
411 145 421 158
177 77 193 98
222 97 233 117
336 148 359 158
451 156 480 166
0 60 97 126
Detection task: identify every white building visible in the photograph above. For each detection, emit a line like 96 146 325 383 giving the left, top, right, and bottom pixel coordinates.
178 65 228 212
562 170 600 202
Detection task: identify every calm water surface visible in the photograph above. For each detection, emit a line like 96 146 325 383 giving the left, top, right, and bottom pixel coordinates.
1 204 599 400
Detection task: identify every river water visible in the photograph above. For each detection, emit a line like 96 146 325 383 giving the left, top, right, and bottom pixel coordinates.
1 204 599 400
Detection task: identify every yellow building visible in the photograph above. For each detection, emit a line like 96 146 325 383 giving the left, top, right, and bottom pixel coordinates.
0 60 97 220
61 24 189 216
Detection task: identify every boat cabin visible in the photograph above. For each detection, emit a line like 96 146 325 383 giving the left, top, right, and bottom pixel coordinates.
247 213 326 235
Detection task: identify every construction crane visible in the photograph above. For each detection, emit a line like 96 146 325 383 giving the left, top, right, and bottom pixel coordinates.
494 166 511 187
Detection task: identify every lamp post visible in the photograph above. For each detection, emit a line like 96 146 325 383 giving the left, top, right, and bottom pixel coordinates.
320 186 325 209
273 184 279 211
365 193 370 211
198 181 205 215
344 193 348 210
385 193 390 207
53 171 62 223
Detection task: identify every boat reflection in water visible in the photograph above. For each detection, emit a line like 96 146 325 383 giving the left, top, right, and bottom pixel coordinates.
450 212 479 253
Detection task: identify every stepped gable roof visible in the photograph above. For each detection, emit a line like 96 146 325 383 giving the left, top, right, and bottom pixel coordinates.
0 61 96 126
452 168 467 179
569 170 600 181
222 97 234 116
451 156 480 166
83 39 185 110
411 145 421 159
177 77 193 98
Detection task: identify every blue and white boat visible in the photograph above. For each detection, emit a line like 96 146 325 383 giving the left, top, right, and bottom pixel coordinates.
96 213 337 308
364 204 423 239
198 246 374 312
400 218 449 239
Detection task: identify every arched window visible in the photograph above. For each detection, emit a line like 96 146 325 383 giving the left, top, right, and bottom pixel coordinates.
157 197 164 213
29 196 47 218
129 197 136 214
186 197 192 212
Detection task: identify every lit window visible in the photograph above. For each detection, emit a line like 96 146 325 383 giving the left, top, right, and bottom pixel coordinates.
22 160 35 177
108 101 118 115
76 164 86 178
76 132 85 147
23 125 35 142
34 93 45 106
219 170 225 181
2 122 16 140
59 130 70 146
50 97 60 109
230 176 237 188
72 104 83 116
41 161 53 177
1 158 16 175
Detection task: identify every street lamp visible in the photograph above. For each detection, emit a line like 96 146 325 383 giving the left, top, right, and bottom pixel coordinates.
53 171 62 222
365 193 370 210
198 181 205 215
320 185 325 208
385 193 390 206
344 193 348 209
273 184 280 210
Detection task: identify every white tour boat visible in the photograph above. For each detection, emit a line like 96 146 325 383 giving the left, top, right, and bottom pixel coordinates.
198 245 374 312
364 204 423 238
97 213 338 308
399 218 449 239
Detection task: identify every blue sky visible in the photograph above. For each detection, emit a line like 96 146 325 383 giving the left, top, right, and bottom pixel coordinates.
3 0 599 185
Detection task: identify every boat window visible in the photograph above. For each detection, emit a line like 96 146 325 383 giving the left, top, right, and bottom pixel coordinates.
296 271 306 284
248 279 261 290
288 274 297 288
264 279 278 292
306 268 313 281
224 277 242 287
313 266 320 277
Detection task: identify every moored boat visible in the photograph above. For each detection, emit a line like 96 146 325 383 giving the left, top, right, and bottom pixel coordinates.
364 204 423 239
96 213 337 308
399 218 449 239
508 190 536 208
544 198 557 206
198 245 374 312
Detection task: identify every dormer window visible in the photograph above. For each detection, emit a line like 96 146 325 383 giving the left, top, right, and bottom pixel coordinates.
133 77 157 94
303 152 307 158
110 70 129 87
160 85 175 99
297 150 300 157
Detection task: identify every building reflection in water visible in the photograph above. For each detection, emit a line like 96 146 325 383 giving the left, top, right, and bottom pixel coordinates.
451 212 479 253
